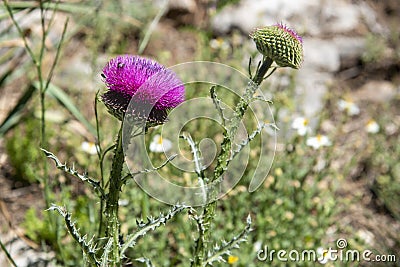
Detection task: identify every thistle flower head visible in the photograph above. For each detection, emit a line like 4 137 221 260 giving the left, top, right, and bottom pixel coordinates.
101 55 185 125
250 23 303 69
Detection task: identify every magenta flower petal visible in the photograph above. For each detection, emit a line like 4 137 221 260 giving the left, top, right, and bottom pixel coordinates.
274 23 303 44
101 55 185 124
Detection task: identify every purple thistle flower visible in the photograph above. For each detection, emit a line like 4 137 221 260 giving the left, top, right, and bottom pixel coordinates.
101 55 185 125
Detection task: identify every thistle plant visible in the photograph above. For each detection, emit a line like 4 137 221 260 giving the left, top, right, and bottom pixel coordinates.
191 23 303 266
44 55 187 266
41 23 303 266
100 55 185 264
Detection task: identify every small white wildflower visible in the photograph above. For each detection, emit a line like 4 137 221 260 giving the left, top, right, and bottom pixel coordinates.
118 199 129 206
209 38 230 51
357 229 374 245
81 141 99 155
317 247 332 264
338 99 360 116
253 240 263 252
306 135 331 149
291 117 311 136
149 134 172 153
366 119 379 133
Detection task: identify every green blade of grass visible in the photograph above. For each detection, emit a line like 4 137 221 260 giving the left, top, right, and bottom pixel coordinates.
0 238 18 267
0 1 142 27
33 81 97 137
0 83 35 136
0 81 97 137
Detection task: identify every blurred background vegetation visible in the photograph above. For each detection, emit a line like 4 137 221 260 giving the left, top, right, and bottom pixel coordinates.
0 0 399 266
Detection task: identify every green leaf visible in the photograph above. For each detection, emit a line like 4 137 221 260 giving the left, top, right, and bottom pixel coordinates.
0 84 36 136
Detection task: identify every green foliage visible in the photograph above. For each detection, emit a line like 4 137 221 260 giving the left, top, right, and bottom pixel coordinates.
5 116 42 183
216 0 241 10
22 208 57 243
369 101 400 220
76 1 154 54
362 33 387 63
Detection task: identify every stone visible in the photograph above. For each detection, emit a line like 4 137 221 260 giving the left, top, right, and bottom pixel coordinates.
333 37 366 60
353 80 397 103
296 70 333 117
211 0 316 34
320 0 360 34
211 0 363 36
303 38 341 72
0 233 55 267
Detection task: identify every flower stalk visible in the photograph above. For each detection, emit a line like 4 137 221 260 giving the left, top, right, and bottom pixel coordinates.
104 125 124 265
192 57 274 266
192 23 303 266
99 55 185 265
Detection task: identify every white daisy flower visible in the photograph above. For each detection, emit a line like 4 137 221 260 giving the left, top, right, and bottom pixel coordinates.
357 229 374 245
366 120 379 133
253 240 263 252
291 117 311 136
81 141 99 155
338 99 360 116
317 247 332 264
118 199 129 206
306 135 331 150
209 38 230 51
149 134 172 153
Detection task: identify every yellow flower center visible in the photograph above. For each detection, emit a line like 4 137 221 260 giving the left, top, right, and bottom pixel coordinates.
157 136 163 145
228 255 239 264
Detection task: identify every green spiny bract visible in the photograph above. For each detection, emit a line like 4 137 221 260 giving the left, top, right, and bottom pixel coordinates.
250 24 303 69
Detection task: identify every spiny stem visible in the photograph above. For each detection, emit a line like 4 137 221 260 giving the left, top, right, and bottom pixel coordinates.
252 57 273 85
48 205 100 266
104 125 125 266
192 57 273 267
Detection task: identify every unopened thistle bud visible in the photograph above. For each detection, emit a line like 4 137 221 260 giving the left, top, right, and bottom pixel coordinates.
250 23 303 69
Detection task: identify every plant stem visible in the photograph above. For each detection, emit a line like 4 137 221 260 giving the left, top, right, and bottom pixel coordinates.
0 238 17 267
104 125 125 266
192 57 273 266
253 57 273 86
